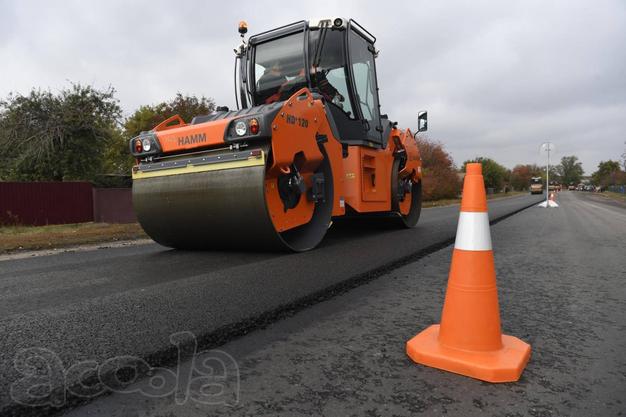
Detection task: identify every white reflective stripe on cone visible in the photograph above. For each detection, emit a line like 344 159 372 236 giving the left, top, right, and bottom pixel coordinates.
454 212 492 251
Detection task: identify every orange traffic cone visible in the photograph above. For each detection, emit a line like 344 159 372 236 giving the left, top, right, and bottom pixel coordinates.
538 192 559 208
406 163 531 383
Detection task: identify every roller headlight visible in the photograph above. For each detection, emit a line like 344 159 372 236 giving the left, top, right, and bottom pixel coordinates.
235 120 247 136
129 132 161 157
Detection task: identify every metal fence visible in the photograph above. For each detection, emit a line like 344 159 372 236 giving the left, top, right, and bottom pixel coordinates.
0 182 135 226
608 185 625 194
92 188 136 223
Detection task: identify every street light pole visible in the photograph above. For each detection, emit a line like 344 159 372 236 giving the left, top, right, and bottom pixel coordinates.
541 142 554 207
546 144 550 206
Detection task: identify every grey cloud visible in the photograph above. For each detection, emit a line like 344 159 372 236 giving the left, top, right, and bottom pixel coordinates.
1 0 624 173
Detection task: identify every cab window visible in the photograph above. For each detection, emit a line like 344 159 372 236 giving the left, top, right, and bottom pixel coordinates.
309 29 355 119
253 32 307 104
348 30 380 126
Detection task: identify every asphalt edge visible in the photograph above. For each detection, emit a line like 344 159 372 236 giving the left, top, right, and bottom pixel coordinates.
4 198 540 417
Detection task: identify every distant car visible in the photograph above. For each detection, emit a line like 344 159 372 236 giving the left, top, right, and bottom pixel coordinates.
568 185 576 191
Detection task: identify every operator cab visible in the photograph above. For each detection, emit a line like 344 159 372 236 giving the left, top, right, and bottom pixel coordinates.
237 18 389 148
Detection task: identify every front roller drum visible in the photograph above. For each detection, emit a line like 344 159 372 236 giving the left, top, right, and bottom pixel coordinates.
132 149 334 252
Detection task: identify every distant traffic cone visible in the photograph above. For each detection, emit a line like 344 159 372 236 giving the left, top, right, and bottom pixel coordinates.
549 192 559 207
406 163 531 383
538 192 559 208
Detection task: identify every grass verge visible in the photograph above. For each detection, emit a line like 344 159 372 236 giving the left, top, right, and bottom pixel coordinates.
423 191 526 208
0 222 147 254
601 191 626 203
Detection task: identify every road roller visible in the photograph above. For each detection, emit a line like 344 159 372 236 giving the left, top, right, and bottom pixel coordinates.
130 18 428 251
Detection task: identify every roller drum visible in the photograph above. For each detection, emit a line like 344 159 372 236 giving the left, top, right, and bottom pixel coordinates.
132 148 333 252
133 165 287 250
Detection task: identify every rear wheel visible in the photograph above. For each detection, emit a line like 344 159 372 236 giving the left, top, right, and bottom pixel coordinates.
391 158 422 228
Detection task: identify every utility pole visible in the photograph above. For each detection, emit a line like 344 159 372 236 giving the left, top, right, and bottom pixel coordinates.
541 142 554 207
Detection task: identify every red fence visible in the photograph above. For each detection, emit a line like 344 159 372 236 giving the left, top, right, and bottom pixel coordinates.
0 182 135 226
92 188 136 223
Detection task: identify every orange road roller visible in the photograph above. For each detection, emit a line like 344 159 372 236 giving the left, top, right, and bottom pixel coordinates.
130 18 428 251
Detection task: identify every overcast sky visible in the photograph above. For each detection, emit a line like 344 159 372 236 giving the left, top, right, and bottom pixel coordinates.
1 0 625 173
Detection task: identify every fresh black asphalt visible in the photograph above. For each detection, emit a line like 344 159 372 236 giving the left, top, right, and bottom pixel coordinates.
62 191 626 417
0 194 543 416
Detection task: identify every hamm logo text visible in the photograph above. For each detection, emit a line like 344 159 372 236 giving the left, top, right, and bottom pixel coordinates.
177 133 207 146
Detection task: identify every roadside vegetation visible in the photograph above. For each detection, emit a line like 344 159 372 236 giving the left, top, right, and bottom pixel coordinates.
602 191 626 203
2 82 623 192
0 84 214 184
414 137 461 201
0 222 147 253
423 191 526 208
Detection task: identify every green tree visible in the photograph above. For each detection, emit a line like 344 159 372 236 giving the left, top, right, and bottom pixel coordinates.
545 165 561 183
101 127 133 176
103 93 217 174
0 84 122 181
591 160 623 187
462 157 509 191
556 155 584 186
124 93 215 139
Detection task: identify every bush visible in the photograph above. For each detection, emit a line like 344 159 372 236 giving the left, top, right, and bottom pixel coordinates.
0 84 122 181
415 137 462 201
462 157 509 191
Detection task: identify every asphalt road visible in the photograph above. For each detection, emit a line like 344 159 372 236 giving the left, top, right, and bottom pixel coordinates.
62 190 626 417
0 194 542 416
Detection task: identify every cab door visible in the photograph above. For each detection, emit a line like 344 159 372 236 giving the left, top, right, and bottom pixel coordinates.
347 28 383 147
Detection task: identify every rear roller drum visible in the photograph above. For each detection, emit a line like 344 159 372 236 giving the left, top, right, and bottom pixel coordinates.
391 157 422 228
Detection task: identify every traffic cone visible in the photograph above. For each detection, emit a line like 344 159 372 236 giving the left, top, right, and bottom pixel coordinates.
538 192 559 208
549 193 559 207
406 163 531 383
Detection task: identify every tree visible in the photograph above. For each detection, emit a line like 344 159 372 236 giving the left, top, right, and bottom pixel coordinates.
124 93 215 139
510 164 543 191
545 165 561 184
556 155 584 186
100 93 217 175
591 160 623 187
414 137 461 200
462 157 509 191
101 128 133 176
0 84 122 181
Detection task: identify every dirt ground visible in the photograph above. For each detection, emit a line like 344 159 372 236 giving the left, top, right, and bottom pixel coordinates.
0 222 146 253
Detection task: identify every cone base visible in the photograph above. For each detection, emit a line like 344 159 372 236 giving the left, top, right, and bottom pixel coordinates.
406 325 531 383
538 200 559 208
